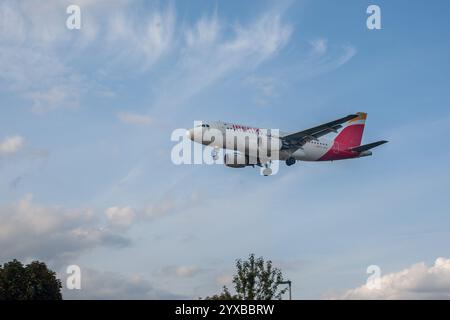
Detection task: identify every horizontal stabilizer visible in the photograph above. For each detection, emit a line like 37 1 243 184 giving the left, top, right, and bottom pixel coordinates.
350 140 388 153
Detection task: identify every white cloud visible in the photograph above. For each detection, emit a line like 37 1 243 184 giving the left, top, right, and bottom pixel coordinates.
103 198 185 229
328 258 450 299
160 265 202 278
63 268 183 299
0 135 24 155
105 206 136 228
101 194 198 231
118 112 153 126
0 194 130 265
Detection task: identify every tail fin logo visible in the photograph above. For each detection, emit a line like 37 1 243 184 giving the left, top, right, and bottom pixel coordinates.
334 112 367 148
347 112 367 124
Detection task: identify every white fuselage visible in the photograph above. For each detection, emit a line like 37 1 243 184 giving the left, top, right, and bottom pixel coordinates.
187 121 336 162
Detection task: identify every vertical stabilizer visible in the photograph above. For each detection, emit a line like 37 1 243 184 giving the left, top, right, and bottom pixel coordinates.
333 112 367 148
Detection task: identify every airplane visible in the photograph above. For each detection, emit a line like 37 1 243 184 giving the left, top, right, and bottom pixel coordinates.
186 112 388 176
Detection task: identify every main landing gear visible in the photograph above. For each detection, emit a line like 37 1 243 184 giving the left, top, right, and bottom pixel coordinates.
286 157 296 166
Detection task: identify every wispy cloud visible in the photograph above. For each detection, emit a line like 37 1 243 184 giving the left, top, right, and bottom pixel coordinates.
0 1 174 113
185 11 220 48
1 1 353 116
105 4 175 71
292 39 357 80
305 37 355 62
241 36 355 107
147 9 293 114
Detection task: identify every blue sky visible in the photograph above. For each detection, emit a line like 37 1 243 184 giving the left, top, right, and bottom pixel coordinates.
1 0 450 299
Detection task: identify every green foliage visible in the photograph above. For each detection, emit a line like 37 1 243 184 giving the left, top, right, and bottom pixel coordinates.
203 286 239 300
233 254 287 300
204 254 288 300
0 259 62 300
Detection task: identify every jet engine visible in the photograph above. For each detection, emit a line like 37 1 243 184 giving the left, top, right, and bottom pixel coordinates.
224 153 250 168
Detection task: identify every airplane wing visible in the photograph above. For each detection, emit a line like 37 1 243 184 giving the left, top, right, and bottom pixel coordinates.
281 114 359 150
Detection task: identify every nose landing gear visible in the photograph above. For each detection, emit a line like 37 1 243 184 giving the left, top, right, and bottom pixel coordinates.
262 161 273 176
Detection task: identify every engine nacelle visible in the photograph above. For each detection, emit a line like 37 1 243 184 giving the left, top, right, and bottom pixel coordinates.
224 153 249 168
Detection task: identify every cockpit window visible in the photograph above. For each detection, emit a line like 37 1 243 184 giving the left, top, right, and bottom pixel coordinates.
195 124 210 128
